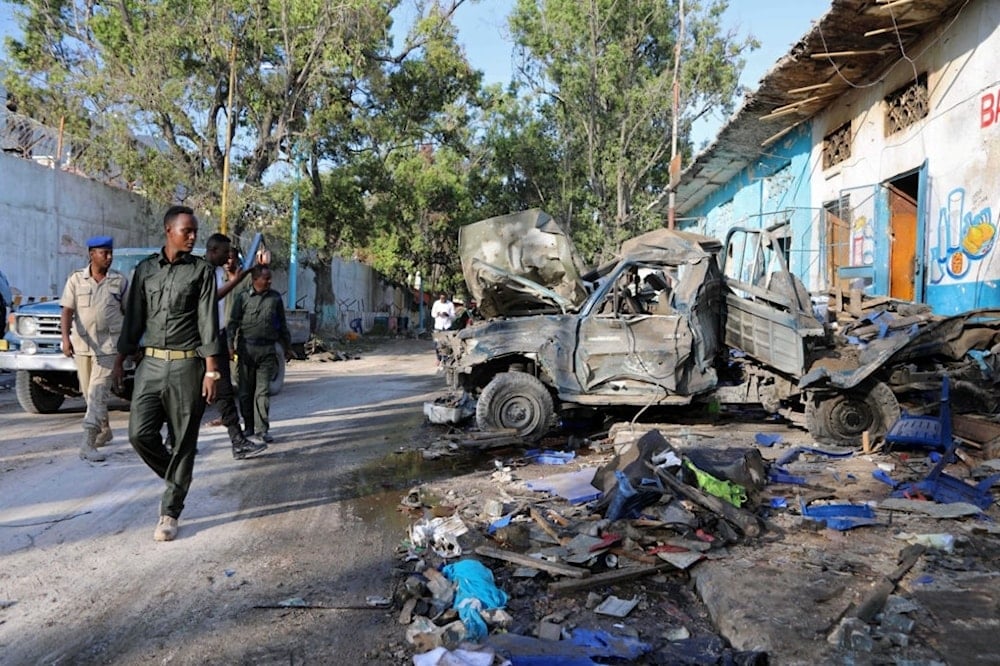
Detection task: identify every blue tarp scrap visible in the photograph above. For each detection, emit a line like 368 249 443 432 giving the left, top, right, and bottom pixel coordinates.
524 449 575 465
487 628 651 665
441 559 508 642
799 500 878 530
754 433 782 447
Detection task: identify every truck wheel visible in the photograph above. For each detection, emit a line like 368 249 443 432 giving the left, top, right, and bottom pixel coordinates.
476 372 555 441
15 370 66 414
805 381 899 448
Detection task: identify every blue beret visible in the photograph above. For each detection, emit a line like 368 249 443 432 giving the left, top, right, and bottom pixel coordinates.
87 235 114 249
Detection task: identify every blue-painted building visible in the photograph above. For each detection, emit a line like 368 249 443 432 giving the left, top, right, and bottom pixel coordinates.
675 0 998 315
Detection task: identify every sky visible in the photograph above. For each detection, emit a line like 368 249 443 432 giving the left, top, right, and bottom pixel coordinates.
1 0 832 147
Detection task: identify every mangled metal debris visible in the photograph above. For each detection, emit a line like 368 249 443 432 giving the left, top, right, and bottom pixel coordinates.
437 210 1000 448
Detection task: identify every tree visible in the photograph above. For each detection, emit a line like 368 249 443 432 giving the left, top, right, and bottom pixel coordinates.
4 0 483 327
510 0 756 256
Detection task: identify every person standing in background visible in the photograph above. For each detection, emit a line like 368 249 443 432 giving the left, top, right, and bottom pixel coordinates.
0 263 12 335
60 236 127 463
228 265 292 445
204 233 265 460
431 292 456 368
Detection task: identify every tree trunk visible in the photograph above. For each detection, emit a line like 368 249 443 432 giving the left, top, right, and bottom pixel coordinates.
309 257 337 333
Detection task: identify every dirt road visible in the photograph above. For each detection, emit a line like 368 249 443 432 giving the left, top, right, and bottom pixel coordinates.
0 339 442 664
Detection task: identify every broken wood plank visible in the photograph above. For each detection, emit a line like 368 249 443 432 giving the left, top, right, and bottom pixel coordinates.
848 289 863 317
548 563 673 595
529 508 568 545
475 546 590 579
850 545 925 623
952 414 1000 446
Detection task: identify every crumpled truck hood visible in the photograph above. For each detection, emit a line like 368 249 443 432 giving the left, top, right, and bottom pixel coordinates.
458 209 589 318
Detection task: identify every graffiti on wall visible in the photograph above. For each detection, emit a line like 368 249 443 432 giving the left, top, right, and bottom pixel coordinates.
929 187 996 282
850 216 875 266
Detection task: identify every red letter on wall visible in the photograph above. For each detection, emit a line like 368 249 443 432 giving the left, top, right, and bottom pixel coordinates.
982 92 996 129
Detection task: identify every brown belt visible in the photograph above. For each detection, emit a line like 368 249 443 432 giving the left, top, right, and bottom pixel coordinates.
145 347 198 361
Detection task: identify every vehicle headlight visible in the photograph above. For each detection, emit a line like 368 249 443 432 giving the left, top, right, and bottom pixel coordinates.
21 339 38 354
16 316 39 337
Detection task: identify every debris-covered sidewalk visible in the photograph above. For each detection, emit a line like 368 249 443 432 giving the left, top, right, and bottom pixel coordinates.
387 416 1000 665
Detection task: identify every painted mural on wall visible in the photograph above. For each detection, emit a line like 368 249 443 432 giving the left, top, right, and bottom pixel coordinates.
850 216 875 266
928 187 995 283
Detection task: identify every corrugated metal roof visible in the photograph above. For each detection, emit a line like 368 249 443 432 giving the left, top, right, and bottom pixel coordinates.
675 0 966 215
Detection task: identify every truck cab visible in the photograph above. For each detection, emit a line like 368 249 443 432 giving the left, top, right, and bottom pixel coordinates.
0 248 157 413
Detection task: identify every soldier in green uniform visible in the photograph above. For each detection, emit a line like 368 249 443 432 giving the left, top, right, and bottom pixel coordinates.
113 205 221 542
227 265 292 444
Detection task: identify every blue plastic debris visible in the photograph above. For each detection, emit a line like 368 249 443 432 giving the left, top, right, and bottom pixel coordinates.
768 467 806 485
770 497 788 509
777 446 853 467
754 433 782 447
799 500 878 530
487 628 651 665
914 575 935 586
524 449 575 465
486 514 513 535
441 559 508 642
895 472 997 510
606 470 639 521
873 469 899 488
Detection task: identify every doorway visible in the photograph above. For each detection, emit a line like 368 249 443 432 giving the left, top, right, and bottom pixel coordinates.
886 172 919 301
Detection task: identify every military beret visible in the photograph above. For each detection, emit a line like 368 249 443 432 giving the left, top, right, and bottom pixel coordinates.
87 235 114 249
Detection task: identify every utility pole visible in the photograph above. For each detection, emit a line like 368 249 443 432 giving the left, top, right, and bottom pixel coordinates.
220 42 237 235
289 147 301 308
668 0 685 230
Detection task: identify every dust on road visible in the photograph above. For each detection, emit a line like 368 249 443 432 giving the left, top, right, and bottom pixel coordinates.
0 339 446 665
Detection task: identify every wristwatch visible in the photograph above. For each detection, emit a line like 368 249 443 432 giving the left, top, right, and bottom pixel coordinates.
205 371 222 380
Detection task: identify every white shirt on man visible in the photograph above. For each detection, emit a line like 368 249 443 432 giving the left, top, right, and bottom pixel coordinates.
431 298 456 331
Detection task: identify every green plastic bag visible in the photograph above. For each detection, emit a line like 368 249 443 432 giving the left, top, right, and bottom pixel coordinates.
683 460 747 507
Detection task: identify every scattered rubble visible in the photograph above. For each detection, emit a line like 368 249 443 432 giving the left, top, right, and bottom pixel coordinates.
392 413 1000 664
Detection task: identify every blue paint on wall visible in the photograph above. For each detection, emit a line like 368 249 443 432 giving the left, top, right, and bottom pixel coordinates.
925 281 1000 315
682 123 816 285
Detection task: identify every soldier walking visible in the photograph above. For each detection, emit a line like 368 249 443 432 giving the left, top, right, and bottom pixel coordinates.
113 206 221 542
228 265 292 444
203 233 265 459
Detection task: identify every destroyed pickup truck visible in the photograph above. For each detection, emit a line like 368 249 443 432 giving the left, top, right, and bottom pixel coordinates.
436 209 1000 446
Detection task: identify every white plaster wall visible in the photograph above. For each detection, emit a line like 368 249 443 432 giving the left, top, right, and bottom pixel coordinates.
0 151 406 330
810 0 1000 293
0 153 158 300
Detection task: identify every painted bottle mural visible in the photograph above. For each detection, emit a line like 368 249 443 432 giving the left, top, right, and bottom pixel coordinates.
929 188 996 283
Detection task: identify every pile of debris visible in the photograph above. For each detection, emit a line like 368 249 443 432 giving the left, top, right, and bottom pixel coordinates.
390 417 1000 664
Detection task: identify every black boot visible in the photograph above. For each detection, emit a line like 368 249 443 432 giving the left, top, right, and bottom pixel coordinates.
230 425 267 460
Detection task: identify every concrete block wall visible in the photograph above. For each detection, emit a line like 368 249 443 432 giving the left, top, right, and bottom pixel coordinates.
0 152 158 301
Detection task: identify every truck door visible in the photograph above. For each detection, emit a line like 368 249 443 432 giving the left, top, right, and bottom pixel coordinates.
574 262 697 400
722 225 825 377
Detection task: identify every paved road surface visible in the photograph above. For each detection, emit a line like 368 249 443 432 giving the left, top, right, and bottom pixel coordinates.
0 339 441 664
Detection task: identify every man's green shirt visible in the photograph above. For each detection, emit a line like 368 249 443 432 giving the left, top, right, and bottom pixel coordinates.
227 288 291 350
117 250 219 357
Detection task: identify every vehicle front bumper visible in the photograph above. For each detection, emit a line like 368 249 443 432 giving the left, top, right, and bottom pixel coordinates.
0 350 77 372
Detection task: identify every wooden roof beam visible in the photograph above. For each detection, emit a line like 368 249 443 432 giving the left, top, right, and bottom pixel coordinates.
810 49 892 59
864 18 936 37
